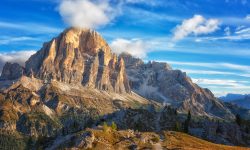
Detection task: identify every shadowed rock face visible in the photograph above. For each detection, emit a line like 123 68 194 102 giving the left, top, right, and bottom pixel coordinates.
120 53 234 119
0 62 24 80
25 28 130 93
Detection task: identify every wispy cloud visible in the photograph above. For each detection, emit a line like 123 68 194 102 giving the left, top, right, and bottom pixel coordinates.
125 0 164 6
0 36 39 45
193 78 250 96
181 69 250 78
166 60 250 73
0 21 61 34
0 50 36 73
123 5 182 24
193 78 250 86
220 16 250 26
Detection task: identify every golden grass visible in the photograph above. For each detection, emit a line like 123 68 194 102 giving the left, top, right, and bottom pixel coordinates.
163 131 249 150
83 129 250 150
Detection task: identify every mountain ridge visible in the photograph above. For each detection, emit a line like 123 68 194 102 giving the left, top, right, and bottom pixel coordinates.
0 27 237 120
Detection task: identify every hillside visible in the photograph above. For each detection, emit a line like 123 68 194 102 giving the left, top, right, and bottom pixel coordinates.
47 128 248 150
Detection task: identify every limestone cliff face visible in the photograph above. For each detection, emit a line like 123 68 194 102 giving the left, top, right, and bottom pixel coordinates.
25 28 130 93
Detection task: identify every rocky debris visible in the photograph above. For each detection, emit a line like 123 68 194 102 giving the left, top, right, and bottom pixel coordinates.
0 62 24 80
75 131 95 149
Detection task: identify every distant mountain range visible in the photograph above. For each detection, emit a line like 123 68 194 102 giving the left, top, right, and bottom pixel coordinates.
220 94 250 109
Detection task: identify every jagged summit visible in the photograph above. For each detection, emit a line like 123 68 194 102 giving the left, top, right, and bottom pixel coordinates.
1 27 130 93
120 53 234 119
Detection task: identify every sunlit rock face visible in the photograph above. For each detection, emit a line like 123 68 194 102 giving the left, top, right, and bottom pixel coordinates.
25 28 130 93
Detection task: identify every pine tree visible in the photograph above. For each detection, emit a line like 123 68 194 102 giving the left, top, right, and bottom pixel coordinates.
184 111 191 133
174 121 181 132
235 114 241 126
187 111 191 121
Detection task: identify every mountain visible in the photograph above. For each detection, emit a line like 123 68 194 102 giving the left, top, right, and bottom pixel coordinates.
231 97 250 109
0 27 155 137
230 97 250 110
15 28 128 93
220 93 250 102
220 94 250 109
0 27 249 148
0 28 234 120
0 62 24 80
120 53 234 119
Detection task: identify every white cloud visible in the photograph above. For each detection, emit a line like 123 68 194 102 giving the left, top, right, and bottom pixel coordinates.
0 50 36 73
166 60 250 71
59 0 118 29
193 78 249 87
235 27 250 34
0 36 37 45
173 15 220 41
193 78 250 96
182 69 250 78
236 25 245 31
158 60 250 77
246 14 250 20
125 0 163 6
110 38 148 58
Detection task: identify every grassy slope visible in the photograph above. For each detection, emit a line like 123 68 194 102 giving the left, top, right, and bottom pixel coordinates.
163 131 248 150
62 128 249 150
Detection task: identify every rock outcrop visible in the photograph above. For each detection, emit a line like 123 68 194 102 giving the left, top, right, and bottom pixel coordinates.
24 28 130 93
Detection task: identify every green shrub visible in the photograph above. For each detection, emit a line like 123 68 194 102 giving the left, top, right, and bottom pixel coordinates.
174 121 182 132
151 136 160 143
103 122 109 132
111 122 117 131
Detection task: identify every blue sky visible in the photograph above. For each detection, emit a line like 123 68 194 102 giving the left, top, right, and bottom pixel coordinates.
0 0 250 96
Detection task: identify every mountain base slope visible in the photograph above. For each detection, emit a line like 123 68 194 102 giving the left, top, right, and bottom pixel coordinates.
48 128 248 150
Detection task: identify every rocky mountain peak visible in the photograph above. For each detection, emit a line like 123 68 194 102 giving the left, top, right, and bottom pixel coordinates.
0 28 130 93
61 27 112 60
120 54 234 119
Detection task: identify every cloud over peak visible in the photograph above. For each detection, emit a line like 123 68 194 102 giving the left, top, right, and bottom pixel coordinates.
110 38 148 58
59 0 117 29
173 15 220 41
